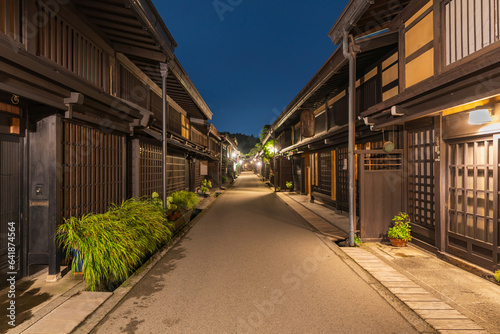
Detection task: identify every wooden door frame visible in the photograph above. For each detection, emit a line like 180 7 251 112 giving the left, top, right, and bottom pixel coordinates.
445 134 499 270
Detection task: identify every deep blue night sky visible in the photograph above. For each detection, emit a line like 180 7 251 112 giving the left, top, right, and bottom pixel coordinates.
152 1 346 137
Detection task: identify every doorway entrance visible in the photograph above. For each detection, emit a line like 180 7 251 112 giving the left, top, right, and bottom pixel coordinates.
0 135 22 284
447 135 499 270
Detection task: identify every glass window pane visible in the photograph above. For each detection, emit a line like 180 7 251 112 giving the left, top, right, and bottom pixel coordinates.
466 143 474 164
466 190 474 214
488 168 494 191
450 167 456 187
457 144 464 165
487 193 494 218
450 189 456 209
450 144 456 164
477 192 485 216
458 168 464 188
457 213 465 235
457 190 464 211
477 168 485 190
477 142 485 165
466 215 474 237
450 211 456 233
487 219 494 243
467 168 474 189
476 217 485 241
488 141 494 165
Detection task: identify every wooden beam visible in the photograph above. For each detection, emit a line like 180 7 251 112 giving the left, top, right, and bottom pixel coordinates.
114 43 166 62
358 32 398 53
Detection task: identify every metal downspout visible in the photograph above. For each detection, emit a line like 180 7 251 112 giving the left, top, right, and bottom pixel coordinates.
160 62 169 210
343 31 360 247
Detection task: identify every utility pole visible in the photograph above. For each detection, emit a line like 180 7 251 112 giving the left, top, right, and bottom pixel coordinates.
343 31 360 247
160 62 169 210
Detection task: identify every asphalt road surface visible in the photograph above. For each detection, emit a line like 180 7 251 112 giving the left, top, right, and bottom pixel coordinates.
94 172 418 334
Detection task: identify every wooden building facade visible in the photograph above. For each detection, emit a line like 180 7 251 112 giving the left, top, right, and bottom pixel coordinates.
266 0 500 272
0 0 220 284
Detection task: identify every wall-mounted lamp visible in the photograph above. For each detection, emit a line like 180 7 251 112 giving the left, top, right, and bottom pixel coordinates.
468 108 492 125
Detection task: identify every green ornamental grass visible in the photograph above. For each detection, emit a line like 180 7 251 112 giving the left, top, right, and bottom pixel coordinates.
171 190 199 211
495 270 500 283
56 195 173 291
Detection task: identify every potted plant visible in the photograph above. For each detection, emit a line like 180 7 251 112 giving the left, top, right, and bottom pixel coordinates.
387 212 412 247
200 179 212 197
286 181 293 191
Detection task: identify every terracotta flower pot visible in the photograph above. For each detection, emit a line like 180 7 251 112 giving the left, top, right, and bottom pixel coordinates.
389 237 407 247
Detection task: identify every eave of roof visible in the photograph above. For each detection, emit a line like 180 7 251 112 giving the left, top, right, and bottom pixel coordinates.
263 31 398 145
75 0 213 121
329 0 411 44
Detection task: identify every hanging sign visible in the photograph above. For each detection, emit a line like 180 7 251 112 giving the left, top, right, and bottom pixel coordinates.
300 110 315 138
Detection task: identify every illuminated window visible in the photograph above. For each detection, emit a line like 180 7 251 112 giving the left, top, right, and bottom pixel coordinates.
181 114 190 139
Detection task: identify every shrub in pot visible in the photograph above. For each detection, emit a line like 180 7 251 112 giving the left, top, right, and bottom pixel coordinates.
200 179 212 196
387 212 412 247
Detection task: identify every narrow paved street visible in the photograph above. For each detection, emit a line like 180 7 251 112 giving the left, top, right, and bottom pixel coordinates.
94 172 418 334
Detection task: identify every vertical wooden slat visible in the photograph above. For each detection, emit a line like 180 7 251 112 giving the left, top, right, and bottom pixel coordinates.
2 0 12 36
493 136 499 267
91 129 96 213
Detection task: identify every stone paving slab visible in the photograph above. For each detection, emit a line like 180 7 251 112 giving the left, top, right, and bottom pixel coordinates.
341 247 487 333
23 292 112 334
416 310 467 319
426 319 484 330
398 294 441 302
438 331 489 334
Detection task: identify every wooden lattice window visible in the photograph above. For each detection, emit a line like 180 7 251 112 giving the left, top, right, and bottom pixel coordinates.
168 108 182 136
181 114 190 139
61 121 125 218
37 1 109 91
139 142 162 197
0 0 21 41
191 127 206 147
337 147 348 208
166 151 186 193
408 128 436 228
443 0 500 65
119 66 149 109
449 138 496 243
315 111 327 134
316 151 331 195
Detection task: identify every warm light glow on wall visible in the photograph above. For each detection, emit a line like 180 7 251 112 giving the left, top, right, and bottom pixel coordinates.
468 109 492 125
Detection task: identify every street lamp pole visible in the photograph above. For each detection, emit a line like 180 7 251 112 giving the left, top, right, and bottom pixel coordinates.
343 32 360 247
160 62 169 210
272 130 276 192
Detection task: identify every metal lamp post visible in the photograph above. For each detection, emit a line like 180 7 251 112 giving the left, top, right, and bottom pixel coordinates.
160 62 169 210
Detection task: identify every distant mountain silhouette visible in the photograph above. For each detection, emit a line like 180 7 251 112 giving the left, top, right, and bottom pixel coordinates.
220 132 259 154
